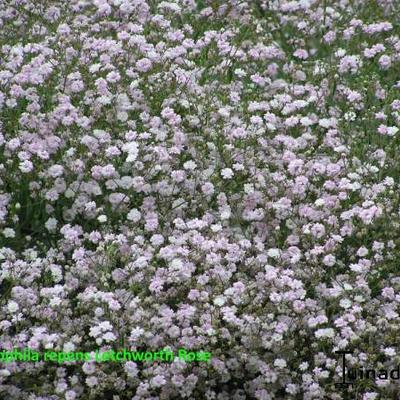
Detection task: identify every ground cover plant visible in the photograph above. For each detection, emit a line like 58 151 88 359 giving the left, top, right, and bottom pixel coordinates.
1 0 400 399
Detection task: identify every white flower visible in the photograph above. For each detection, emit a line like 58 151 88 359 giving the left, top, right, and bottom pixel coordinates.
233 163 244 171
335 48 346 57
315 328 335 339
384 177 394 186
48 164 64 177
323 255 336 266
319 118 334 128
300 117 313 126
274 358 287 368
119 176 134 189
183 160 197 170
349 263 362 273
267 248 281 258
363 393 378 400
116 93 131 109
7 301 19 313
344 111 356 121
151 375 166 388
65 390 77 400
127 208 141 222
89 63 101 73
97 215 107 223
170 258 183 269
63 188 74 198
117 111 128 121
19 160 33 173
124 361 138 378
63 342 76 352
218 107 230 118
211 224 222 232
100 321 115 332
45 218 58 232
244 184 254 194
384 347 396 356
357 247 368 257
50 264 62 282
122 141 139 162
221 168 234 179
86 376 98 387
50 297 62 307
213 296 226 307
130 326 144 341
220 207 231 220
3 228 15 238
103 331 117 342
339 298 352 309
299 362 309 371
387 126 399 136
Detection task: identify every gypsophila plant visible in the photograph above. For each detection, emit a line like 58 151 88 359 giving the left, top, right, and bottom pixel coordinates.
1 0 400 399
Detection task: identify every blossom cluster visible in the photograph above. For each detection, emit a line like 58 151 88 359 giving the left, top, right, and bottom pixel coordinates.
1 0 400 399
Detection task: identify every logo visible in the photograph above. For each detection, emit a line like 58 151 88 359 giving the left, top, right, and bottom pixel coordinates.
335 350 400 388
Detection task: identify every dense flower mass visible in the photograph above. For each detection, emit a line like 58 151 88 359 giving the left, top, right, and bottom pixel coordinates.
1 0 400 399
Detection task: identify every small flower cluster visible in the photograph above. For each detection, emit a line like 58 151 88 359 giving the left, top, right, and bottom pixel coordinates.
1 0 400 399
